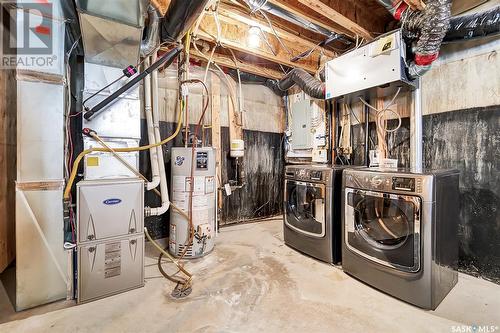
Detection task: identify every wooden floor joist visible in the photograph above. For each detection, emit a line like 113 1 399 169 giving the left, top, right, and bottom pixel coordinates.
265 0 355 38
196 8 333 73
297 0 373 40
190 48 284 80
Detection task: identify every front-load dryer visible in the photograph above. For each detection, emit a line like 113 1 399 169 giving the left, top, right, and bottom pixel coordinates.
284 165 345 264
341 168 459 309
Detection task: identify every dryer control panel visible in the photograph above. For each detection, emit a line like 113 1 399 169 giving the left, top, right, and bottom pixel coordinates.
345 173 423 194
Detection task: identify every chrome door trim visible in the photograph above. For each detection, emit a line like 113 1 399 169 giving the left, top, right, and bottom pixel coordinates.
285 179 326 238
344 188 421 273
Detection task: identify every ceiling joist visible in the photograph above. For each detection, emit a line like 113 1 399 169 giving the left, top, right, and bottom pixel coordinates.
297 0 373 40
195 7 333 74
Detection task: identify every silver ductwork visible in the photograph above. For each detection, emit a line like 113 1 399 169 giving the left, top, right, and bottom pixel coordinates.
140 5 161 57
75 0 148 68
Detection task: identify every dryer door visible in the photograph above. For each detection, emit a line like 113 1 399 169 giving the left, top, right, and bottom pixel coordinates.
345 188 421 272
285 180 326 238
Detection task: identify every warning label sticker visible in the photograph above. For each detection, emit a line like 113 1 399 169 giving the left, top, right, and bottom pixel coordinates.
104 242 121 278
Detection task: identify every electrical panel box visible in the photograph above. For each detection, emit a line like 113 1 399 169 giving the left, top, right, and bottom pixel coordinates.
77 234 144 304
325 29 416 101
291 100 313 149
77 178 144 243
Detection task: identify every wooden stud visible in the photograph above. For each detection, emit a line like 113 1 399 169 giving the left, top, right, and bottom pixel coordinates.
210 74 223 210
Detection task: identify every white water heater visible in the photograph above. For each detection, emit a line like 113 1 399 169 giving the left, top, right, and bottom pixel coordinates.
169 147 216 258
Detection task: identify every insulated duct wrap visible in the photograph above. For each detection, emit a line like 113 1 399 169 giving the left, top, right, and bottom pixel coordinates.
444 6 500 43
276 68 325 99
161 0 211 41
140 5 161 57
377 0 452 78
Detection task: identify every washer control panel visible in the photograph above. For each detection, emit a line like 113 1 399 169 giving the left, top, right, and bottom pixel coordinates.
285 167 331 183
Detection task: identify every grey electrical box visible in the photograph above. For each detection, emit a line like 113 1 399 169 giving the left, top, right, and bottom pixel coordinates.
325 29 416 101
291 100 313 149
76 178 145 304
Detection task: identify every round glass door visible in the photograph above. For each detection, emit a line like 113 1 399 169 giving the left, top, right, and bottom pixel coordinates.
345 190 421 271
285 181 325 237
354 196 411 250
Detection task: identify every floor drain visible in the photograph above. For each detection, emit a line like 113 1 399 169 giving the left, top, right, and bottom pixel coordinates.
171 284 192 298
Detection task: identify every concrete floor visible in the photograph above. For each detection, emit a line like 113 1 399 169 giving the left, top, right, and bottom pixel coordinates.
0 218 499 333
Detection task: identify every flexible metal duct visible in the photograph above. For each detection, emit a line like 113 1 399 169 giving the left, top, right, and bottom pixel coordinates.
276 68 325 99
140 5 161 57
444 6 500 43
161 0 211 42
377 0 452 78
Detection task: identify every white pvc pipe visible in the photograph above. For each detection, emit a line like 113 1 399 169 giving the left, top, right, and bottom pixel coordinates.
148 53 170 216
411 81 423 173
144 57 161 191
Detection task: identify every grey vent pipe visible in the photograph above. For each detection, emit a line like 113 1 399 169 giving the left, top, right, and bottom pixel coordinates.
161 0 211 41
140 5 161 57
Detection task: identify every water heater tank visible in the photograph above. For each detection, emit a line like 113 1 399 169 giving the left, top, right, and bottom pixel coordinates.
169 147 216 258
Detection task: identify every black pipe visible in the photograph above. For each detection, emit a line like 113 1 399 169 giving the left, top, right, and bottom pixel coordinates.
84 46 183 120
364 105 370 167
443 6 500 43
161 0 211 42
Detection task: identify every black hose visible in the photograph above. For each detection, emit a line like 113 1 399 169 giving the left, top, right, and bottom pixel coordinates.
443 6 500 43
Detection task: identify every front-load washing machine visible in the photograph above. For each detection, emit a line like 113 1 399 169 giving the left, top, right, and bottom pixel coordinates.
342 168 459 309
284 165 345 264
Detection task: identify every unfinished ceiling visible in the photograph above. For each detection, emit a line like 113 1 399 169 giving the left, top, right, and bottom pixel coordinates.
156 0 395 79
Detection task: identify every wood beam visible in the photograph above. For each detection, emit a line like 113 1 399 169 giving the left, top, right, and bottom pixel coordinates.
196 9 331 73
297 0 373 40
265 0 355 38
210 74 223 210
218 6 335 58
190 48 284 80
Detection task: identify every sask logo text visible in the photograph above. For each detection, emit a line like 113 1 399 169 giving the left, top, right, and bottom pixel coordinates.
103 198 122 206
452 325 499 333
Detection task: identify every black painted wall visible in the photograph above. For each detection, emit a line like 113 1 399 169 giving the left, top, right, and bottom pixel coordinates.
349 106 500 283
139 120 284 238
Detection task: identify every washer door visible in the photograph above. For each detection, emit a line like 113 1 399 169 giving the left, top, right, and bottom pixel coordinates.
345 188 421 272
285 180 326 238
